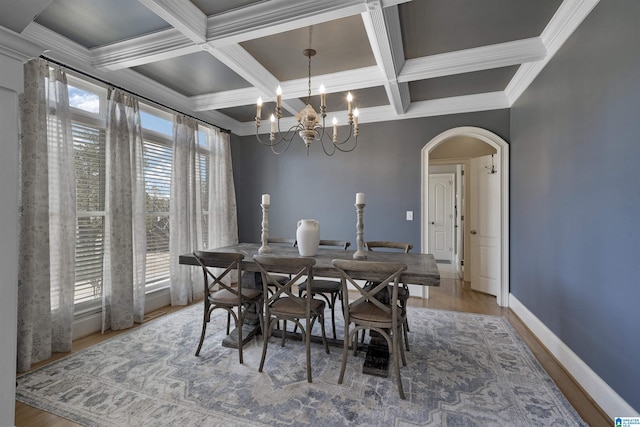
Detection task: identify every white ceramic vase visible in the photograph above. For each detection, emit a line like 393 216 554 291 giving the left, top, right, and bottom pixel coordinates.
296 219 320 256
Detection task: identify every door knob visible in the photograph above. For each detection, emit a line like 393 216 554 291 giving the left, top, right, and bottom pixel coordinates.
431 221 435 225
470 230 477 235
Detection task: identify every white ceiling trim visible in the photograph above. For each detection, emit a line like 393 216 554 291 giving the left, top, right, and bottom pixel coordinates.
0 25 46 62
138 0 207 44
505 0 600 104
361 4 409 114
90 29 200 70
209 43 306 115
190 65 384 112
205 0 368 47
190 87 261 111
233 90 509 136
22 22 92 64
399 37 547 83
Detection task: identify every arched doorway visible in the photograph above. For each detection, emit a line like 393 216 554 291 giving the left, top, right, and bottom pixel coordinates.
421 127 509 307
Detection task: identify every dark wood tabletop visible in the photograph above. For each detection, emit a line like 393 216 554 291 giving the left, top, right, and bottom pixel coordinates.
179 242 440 287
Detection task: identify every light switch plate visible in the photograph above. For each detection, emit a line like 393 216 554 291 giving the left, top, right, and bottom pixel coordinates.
406 211 413 221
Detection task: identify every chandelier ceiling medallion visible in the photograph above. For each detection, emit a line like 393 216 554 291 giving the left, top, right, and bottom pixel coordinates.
255 30 359 155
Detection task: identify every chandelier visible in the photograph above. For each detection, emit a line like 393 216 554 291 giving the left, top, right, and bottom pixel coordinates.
254 48 359 155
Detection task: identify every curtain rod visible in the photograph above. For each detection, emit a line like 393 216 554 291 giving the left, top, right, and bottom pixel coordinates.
40 55 231 134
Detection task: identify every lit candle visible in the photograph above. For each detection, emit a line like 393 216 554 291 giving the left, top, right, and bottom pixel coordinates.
262 194 270 205
270 114 275 133
332 117 338 142
319 84 326 109
356 192 365 204
256 97 262 118
276 86 282 111
347 92 353 115
353 108 359 129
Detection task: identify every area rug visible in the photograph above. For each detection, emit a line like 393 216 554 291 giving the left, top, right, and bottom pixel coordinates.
16 305 586 426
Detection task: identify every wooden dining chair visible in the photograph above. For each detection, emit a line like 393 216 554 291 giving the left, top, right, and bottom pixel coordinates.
332 259 408 399
296 239 350 339
253 255 330 383
192 251 263 364
365 241 413 351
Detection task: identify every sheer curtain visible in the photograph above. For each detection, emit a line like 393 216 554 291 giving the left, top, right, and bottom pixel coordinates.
102 88 147 332
17 59 76 372
206 127 238 249
169 115 202 305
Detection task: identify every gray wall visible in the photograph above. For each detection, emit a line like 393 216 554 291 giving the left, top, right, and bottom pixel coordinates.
231 110 509 250
510 0 640 410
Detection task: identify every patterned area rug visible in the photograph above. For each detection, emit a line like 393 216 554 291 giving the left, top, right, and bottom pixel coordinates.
16 305 586 426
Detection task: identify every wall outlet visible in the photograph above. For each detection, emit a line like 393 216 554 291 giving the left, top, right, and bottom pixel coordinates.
406 211 413 221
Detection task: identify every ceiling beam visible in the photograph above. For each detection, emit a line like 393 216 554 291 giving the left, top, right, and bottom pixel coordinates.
362 3 410 114
90 28 200 70
138 0 207 44
399 37 547 82
190 65 384 111
505 0 600 104
208 43 306 115
233 90 509 136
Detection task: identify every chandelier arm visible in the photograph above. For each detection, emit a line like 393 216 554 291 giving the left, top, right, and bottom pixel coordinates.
270 138 294 155
256 122 302 147
318 137 337 156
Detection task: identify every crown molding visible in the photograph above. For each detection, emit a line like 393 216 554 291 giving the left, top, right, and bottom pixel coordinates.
0 25 45 62
205 0 367 47
505 0 600 104
91 29 199 70
400 37 546 83
139 0 207 44
21 22 91 64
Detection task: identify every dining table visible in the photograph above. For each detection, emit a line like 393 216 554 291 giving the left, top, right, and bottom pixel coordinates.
179 242 440 377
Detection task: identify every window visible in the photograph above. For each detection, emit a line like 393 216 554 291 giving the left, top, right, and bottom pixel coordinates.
73 122 106 304
62 74 213 306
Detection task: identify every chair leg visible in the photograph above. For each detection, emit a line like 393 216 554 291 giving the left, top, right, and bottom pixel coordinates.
330 292 338 340
393 327 406 399
259 318 274 373
305 320 312 383
195 316 208 356
226 312 231 335
338 325 351 385
237 309 243 364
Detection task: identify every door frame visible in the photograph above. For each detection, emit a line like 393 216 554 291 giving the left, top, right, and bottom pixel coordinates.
421 127 510 307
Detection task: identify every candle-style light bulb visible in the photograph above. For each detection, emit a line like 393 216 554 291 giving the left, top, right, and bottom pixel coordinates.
319 84 326 109
353 108 359 128
256 97 263 119
347 92 353 115
276 86 282 110
332 117 338 142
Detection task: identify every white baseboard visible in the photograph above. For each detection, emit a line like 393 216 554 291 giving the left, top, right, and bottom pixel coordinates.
509 294 638 420
72 288 171 340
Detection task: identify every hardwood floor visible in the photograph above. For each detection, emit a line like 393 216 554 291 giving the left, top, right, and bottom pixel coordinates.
15 266 610 426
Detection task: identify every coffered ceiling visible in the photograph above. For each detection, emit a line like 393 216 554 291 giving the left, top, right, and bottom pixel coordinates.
2 0 599 135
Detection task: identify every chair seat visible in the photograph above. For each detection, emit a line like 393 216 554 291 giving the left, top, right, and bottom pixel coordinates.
271 296 325 317
350 302 403 324
209 288 261 305
298 279 341 293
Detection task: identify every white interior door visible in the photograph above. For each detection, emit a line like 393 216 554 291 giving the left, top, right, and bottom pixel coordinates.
428 173 453 262
469 156 500 297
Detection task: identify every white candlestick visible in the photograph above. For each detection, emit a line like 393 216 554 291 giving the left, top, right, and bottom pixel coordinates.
353 202 367 259
261 194 270 205
259 203 271 254
356 192 365 204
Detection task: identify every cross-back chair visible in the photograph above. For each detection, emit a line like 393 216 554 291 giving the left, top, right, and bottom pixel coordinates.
296 239 350 339
365 240 413 351
332 259 409 399
253 255 330 383
192 251 263 364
